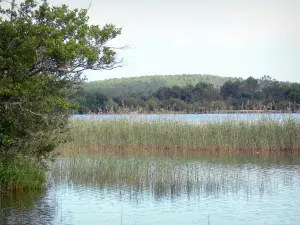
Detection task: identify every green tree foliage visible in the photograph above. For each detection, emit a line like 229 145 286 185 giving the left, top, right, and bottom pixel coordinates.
76 75 300 113
220 80 242 99
84 74 238 99
77 91 108 114
0 0 122 159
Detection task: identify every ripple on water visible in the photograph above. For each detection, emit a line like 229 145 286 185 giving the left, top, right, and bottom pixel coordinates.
1 158 300 225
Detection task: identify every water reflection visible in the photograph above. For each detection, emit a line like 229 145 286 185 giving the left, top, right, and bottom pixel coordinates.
51 154 300 199
1 153 300 225
0 188 56 225
101 150 300 165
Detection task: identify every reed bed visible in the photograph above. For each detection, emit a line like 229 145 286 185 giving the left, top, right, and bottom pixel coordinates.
0 158 46 193
51 153 296 198
60 118 300 153
53 117 300 198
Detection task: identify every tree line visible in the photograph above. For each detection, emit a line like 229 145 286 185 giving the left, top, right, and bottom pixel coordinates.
76 75 300 113
83 74 237 100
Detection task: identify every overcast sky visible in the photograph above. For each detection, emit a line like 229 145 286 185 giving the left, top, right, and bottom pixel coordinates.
8 0 300 82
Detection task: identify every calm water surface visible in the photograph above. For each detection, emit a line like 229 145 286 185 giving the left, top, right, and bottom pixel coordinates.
1 153 300 225
72 113 300 124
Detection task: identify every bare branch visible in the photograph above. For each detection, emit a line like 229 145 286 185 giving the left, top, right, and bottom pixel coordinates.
87 0 92 12
2 0 17 6
107 44 131 50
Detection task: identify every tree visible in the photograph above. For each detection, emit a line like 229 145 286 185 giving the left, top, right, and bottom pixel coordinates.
220 80 242 100
192 82 218 102
244 76 258 93
284 83 300 111
146 98 158 111
85 92 108 113
0 0 122 160
155 87 174 100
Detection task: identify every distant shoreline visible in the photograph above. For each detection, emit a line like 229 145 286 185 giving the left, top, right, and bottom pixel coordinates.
79 110 300 115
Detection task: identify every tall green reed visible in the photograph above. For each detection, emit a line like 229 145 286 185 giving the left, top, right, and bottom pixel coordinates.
0 157 46 193
51 153 291 198
61 118 300 152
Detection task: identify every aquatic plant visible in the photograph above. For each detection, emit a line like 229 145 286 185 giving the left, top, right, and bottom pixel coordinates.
59 118 300 153
51 153 296 198
0 157 46 193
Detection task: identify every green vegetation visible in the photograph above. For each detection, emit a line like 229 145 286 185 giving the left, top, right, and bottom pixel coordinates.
0 158 46 192
78 75 300 113
53 117 300 197
59 118 300 153
0 0 121 191
0 188 45 209
51 153 281 198
84 74 237 98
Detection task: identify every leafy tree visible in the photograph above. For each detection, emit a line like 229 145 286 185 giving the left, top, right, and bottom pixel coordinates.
125 97 140 109
146 98 158 112
262 81 285 104
155 87 172 100
0 0 122 159
167 98 190 111
284 83 300 111
241 76 259 100
155 86 182 100
85 92 108 113
285 84 300 103
105 97 119 113
181 84 194 102
244 76 259 93
192 82 218 102
220 80 242 100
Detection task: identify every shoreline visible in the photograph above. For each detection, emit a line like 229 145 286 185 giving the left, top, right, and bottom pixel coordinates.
76 110 300 116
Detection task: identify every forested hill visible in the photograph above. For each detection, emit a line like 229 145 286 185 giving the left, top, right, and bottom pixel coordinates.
84 74 239 99
76 75 300 114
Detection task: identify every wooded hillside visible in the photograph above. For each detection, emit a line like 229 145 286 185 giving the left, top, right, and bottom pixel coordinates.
84 74 239 99
76 75 300 114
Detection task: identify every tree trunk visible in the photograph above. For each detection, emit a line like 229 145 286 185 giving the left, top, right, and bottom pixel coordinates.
11 0 16 21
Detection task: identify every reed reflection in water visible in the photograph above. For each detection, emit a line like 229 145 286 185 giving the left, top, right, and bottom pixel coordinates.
1 152 300 225
51 154 300 199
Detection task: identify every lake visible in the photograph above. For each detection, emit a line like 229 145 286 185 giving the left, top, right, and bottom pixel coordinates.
1 153 300 225
72 113 300 124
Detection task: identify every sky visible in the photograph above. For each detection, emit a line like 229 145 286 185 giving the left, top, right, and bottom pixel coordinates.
5 0 300 82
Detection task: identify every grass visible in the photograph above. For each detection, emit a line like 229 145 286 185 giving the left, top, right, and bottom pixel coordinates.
59 117 300 153
0 157 46 193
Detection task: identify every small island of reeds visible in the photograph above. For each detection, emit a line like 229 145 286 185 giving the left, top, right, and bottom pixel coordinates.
59 117 300 154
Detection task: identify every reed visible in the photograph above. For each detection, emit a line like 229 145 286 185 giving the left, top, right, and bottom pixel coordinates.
0 157 46 193
60 117 300 153
51 153 292 198
53 117 300 198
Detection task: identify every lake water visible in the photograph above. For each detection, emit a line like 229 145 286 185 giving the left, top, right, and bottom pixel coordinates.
1 153 300 225
72 113 300 124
